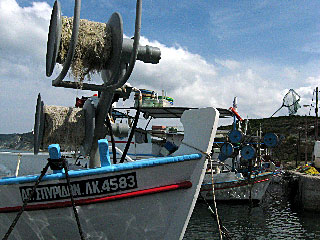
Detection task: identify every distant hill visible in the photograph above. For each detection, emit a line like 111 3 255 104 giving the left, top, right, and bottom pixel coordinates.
1 115 319 165
0 132 33 151
219 115 319 164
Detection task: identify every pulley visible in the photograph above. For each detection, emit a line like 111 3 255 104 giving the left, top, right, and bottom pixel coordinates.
228 129 243 144
218 152 228 162
263 132 278 148
220 142 234 157
241 145 256 160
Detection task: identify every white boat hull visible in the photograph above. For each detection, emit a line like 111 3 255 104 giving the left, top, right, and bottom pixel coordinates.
200 172 273 202
0 156 206 240
0 107 220 240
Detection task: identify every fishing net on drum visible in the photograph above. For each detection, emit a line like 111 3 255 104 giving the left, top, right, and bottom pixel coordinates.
42 105 85 150
271 89 301 117
57 17 112 83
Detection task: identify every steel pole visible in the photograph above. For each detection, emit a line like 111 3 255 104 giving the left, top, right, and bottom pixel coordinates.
316 87 318 140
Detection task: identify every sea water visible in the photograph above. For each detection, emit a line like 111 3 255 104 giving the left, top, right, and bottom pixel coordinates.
0 150 50 176
184 182 320 239
1 151 320 240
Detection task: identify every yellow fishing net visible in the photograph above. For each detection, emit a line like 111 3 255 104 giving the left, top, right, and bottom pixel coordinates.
297 165 319 175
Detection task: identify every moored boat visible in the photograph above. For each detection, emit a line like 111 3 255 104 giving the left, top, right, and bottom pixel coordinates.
200 99 278 203
201 170 273 202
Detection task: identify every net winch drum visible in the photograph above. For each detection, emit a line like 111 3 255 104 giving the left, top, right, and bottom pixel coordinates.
34 94 44 155
33 94 132 155
241 145 256 160
263 132 278 148
46 0 161 86
33 94 96 155
46 0 62 77
43 0 163 168
220 142 234 157
228 129 243 144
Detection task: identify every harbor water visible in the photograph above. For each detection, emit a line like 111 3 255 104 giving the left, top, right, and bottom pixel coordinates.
1 151 320 240
184 184 320 239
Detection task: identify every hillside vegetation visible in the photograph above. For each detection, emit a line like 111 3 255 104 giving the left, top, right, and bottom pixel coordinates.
0 115 319 166
0 132 33 151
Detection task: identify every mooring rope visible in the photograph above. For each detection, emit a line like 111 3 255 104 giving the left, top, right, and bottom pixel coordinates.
105 113 117 164
179 141 230 239
2 162 51 240
2 159 86 240
248 160 254 206
210 159 224 240
199 194 233 239
178 138 235 239
62 159 85 240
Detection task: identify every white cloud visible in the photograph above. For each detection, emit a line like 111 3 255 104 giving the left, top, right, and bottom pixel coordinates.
1 0 318 133
215 59 241 70
132 37 306 119
294 76 320 115
305 75 320 86
0 0 76 133
132 41 237 110
0 0 51 61
282 67 299 81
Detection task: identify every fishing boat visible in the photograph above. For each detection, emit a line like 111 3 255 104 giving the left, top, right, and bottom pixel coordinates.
96 97 276 203
200 99 277 203
95 105 233 163
201 169 273 202
102 103 274 203
0 107 220 240
0 1 223 239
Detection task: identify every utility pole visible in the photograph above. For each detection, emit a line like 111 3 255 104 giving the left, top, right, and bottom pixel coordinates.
305 116 308 164
316 87 319 141
259 123 262 164
297 130 301 167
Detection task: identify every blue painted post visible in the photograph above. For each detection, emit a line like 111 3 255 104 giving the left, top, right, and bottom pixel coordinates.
98 139 111 167
48 144 64 174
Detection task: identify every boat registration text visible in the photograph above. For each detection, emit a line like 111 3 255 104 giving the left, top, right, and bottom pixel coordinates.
19 172 137 203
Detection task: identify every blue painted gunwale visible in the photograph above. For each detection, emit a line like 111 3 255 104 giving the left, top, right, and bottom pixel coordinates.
0 153 202 186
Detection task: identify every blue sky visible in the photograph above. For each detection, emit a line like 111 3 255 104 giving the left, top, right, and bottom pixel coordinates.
1 0 320 133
